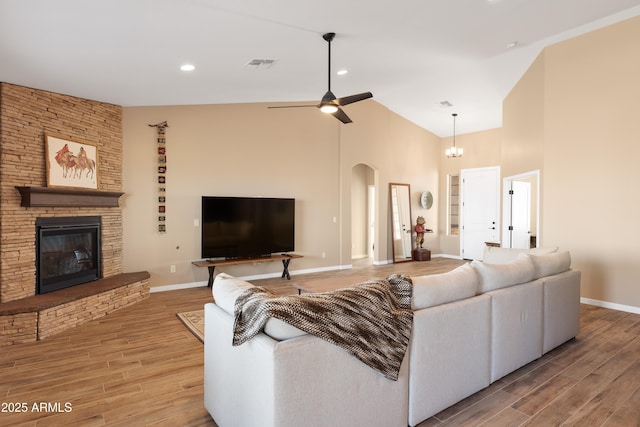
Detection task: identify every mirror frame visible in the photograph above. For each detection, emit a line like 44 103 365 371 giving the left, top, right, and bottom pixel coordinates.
389 183 413 263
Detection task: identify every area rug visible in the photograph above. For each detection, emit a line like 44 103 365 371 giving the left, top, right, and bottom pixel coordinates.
176 310 204 343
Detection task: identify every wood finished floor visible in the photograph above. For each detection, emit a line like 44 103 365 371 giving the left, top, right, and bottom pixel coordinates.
1 258 639 426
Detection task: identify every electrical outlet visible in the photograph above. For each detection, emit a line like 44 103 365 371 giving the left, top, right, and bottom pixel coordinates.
170 265 176 273
194 219 200 227
322 252 326 259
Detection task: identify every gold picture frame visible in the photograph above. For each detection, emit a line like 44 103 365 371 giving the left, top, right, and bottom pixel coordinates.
45 133 98 189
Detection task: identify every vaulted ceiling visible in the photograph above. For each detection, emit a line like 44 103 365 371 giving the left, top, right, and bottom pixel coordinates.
2 0 640 136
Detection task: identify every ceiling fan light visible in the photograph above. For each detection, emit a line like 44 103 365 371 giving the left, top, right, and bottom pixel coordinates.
320 104 338 113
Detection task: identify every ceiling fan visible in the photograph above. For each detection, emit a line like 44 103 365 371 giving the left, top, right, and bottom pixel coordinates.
269 32 373 124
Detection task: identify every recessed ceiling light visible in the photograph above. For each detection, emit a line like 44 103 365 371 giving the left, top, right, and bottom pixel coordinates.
180 64 196 71
337 69 348 76
506 41 519 48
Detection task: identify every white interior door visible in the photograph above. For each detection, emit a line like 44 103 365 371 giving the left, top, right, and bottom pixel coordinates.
461 167 500 260
502 171 540 249
510 181 531 249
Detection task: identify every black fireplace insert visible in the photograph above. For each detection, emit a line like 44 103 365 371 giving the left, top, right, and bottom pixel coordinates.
36 216 101 294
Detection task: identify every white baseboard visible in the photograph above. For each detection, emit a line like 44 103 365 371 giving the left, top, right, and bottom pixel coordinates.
580 297 640 315
433 253 463 260
150 281 208 293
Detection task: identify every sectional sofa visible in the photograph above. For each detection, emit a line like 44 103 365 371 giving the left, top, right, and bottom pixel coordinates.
203 247 580 427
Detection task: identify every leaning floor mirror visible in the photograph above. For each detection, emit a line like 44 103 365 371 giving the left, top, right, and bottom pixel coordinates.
389 183 413 263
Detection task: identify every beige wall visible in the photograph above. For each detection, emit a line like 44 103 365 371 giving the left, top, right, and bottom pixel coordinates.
499 16 640 310
123 103 339 286
122 100 440 287
541 16 640 309
502 54 546 179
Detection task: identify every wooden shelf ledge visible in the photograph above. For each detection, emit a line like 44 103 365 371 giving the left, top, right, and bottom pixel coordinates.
16 186 124 207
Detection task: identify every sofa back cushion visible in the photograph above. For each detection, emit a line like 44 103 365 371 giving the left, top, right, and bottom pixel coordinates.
482 246 558 264
472 253 536 294
412 264 478 309
530 250 571 279
212 272 255 315
212 272 307 341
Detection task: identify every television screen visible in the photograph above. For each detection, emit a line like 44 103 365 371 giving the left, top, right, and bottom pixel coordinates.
201 196 295 259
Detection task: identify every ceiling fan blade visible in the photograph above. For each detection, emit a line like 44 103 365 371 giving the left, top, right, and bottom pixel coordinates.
267 105 318 109
332 107 352 124
336 92 373 107
321 90 337 104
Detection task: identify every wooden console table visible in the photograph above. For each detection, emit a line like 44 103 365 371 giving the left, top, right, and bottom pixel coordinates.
192 254 303 287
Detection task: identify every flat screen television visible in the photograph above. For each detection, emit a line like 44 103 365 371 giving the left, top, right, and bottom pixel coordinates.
201 196 295 259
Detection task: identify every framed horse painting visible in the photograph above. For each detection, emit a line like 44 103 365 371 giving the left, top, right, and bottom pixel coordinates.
45 134 98 189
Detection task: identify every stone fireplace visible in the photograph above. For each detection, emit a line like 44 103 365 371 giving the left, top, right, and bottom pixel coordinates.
0 82 149 346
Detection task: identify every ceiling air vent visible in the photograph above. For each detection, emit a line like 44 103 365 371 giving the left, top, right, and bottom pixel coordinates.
244 59 278 70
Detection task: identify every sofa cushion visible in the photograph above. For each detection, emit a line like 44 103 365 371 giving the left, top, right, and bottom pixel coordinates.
412 264 478 309
482 246 558 264
212 273 307 341
472 253 536 294
212 273 255 315
530 250 571 279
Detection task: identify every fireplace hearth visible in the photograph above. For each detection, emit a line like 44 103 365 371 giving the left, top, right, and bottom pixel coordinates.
36 216 101 294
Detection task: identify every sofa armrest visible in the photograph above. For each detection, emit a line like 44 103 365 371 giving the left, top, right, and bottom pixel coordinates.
408 294 491 426
204 302 278 427
542 269 581 353
204 303 409 427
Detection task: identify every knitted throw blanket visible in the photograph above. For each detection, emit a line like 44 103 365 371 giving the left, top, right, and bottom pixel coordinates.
233 275 413 380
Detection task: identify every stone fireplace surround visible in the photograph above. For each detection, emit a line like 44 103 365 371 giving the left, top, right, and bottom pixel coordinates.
0 82 149 347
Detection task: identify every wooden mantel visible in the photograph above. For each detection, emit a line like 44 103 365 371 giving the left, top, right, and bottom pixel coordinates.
15 186 124 207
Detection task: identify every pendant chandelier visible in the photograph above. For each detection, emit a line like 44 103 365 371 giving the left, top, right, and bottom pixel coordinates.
446 113 463 158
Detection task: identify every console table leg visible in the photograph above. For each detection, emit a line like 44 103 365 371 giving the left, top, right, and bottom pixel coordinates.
207 266 216 287
281 258 292 280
